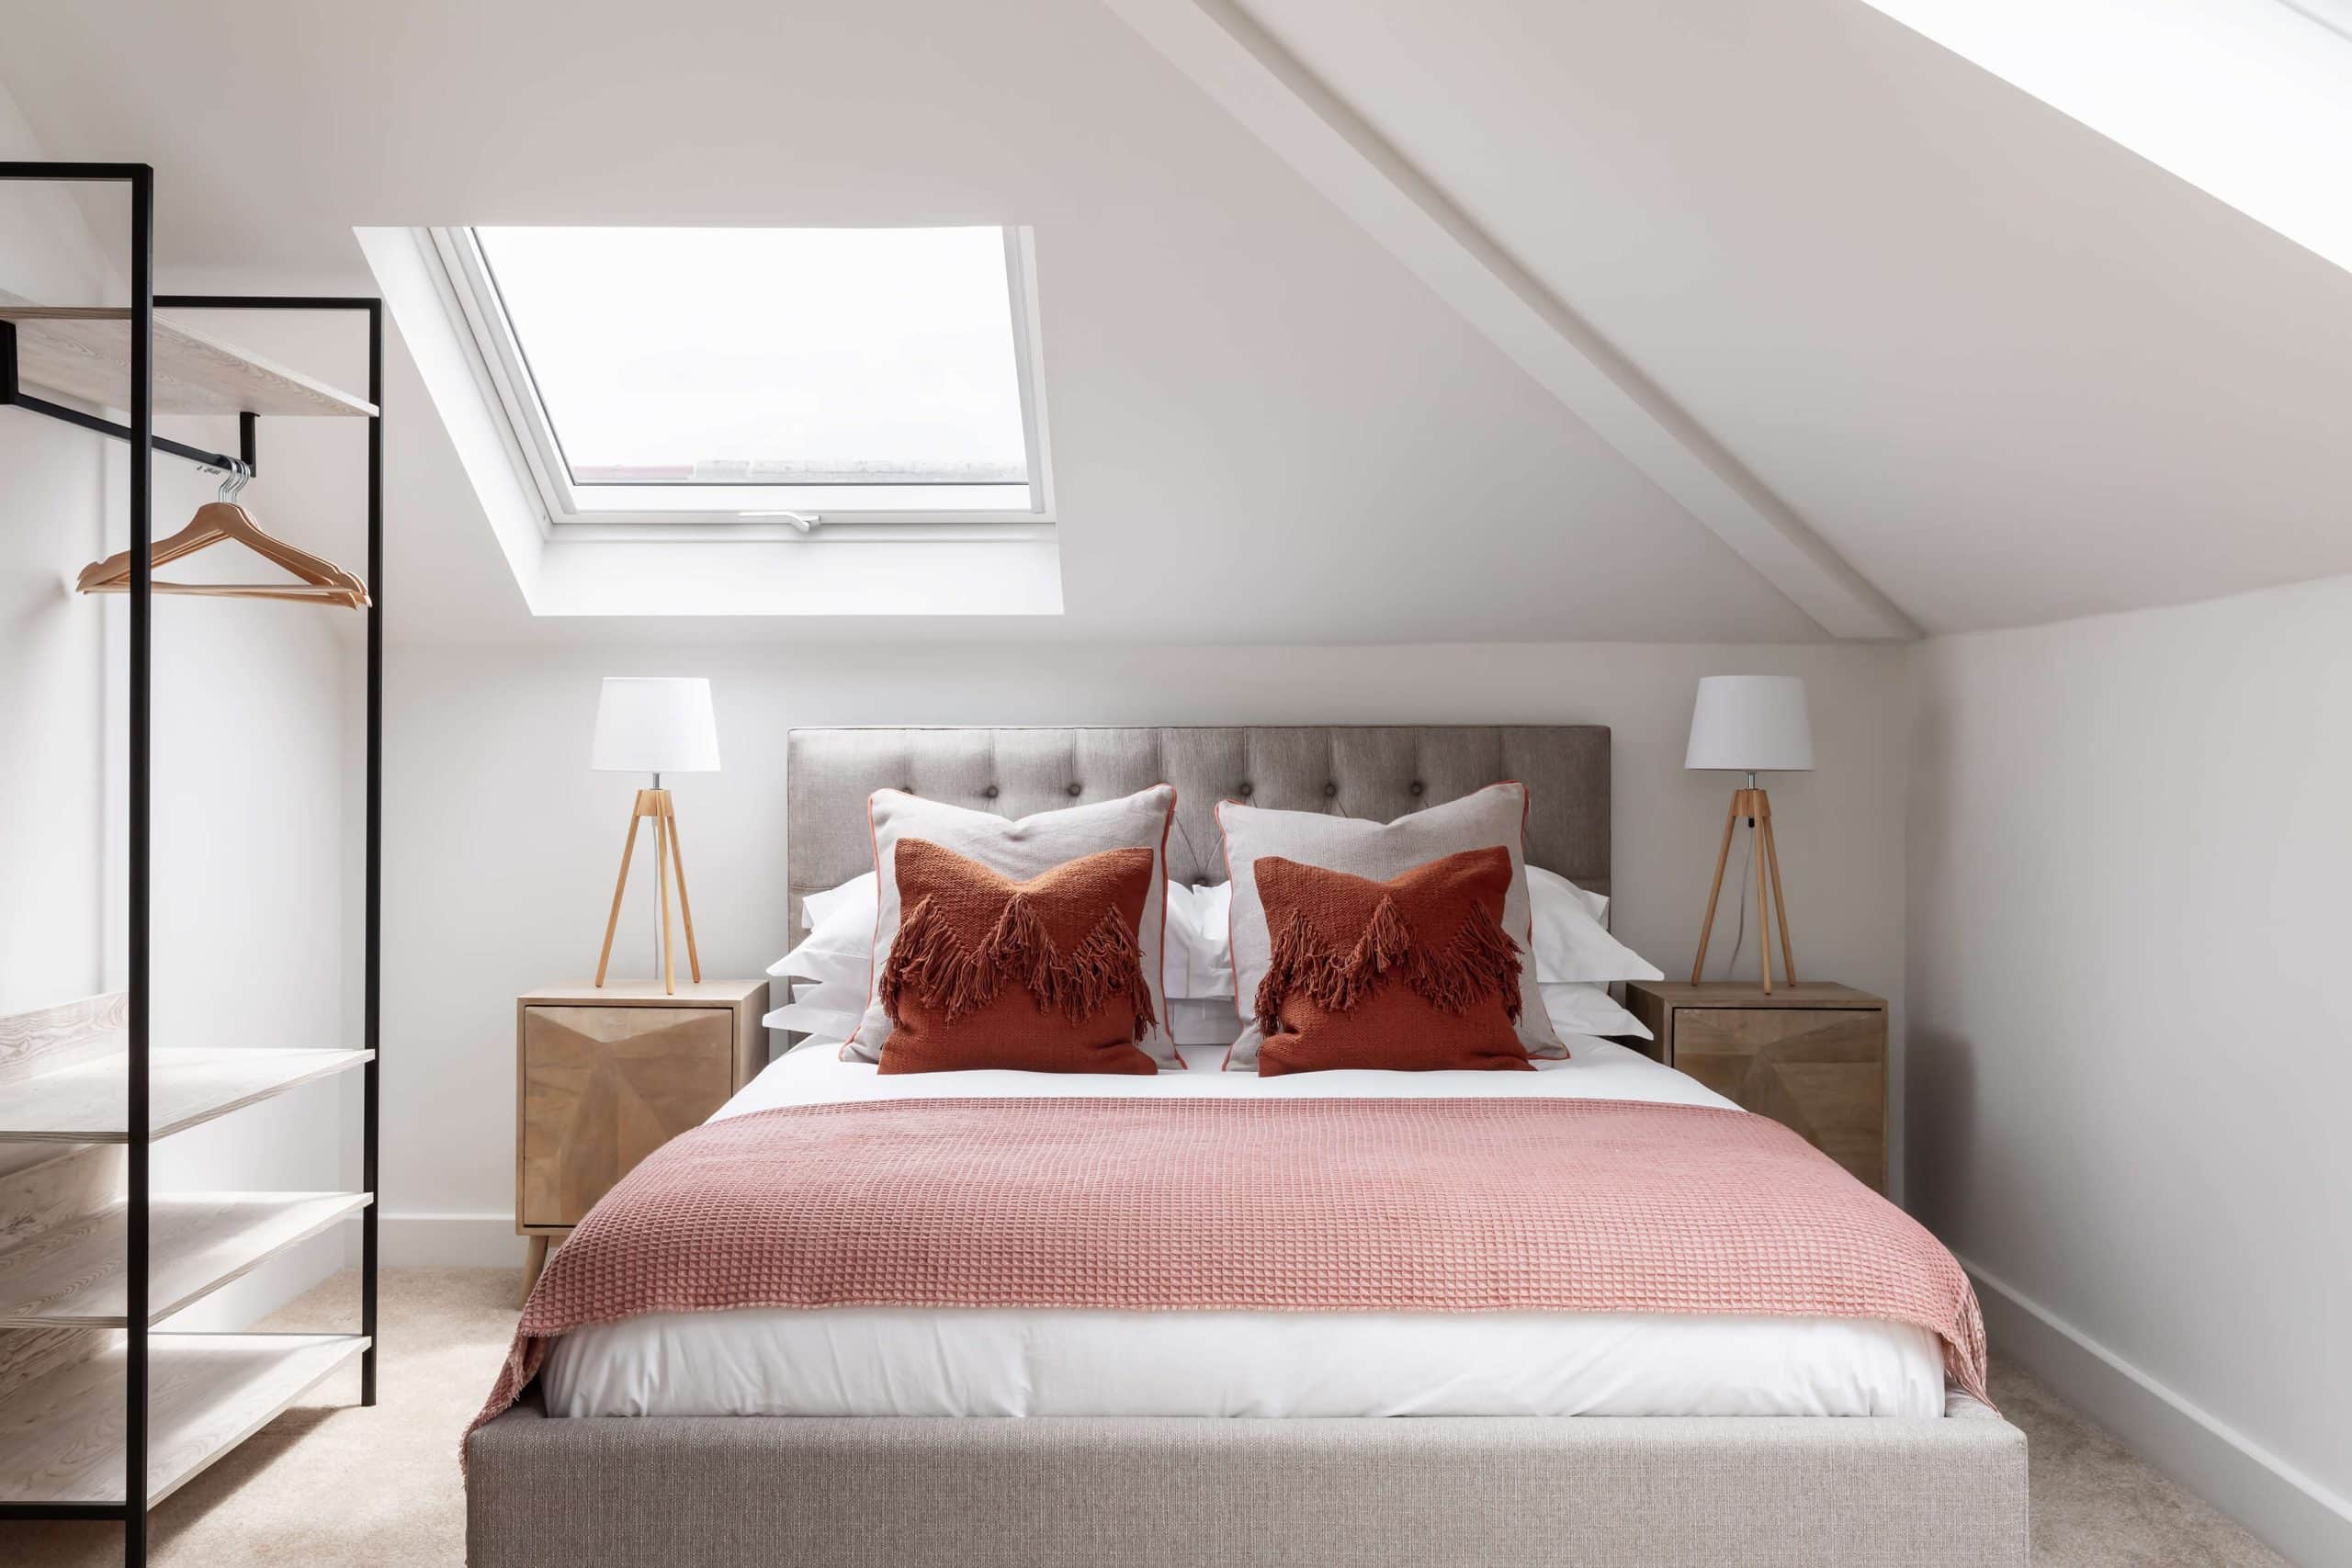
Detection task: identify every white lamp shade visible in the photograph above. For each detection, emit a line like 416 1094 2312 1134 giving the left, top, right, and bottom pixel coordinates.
592 677 721 773
1685 675 1814 773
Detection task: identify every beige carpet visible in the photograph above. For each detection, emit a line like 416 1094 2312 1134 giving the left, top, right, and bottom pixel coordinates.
0 1268 2292 1566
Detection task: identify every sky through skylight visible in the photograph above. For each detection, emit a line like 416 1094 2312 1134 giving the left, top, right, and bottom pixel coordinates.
475 225 1031 488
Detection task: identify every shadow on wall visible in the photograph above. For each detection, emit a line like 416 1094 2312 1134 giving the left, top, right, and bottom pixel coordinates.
1901 673 1976 1223
1904 1022 1980 1233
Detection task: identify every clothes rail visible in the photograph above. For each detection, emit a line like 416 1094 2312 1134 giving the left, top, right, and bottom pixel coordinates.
0 162 384 1568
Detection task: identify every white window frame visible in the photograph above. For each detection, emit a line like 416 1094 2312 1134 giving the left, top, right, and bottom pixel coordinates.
424 225 1055 540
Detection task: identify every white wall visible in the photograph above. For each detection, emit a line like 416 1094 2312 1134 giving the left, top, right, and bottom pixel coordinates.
0 93 364 1320
128 479 361 1327
380 636 1912 1261
1906 576 2352 1564
0 82 111 1043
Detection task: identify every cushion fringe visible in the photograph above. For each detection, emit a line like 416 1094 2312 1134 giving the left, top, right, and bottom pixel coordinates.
883 893 1159 1041
1255 896 1523 1036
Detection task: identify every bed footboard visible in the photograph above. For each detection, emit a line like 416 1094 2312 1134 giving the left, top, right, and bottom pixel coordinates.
466 1390 2027 1568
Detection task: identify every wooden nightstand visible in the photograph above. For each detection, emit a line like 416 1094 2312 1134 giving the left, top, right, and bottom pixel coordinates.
515 978 770 1298
1623 980 1886 1191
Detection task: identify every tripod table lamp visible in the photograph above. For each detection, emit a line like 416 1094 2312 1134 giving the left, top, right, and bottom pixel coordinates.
1684 675 1812 993
591 676 720 994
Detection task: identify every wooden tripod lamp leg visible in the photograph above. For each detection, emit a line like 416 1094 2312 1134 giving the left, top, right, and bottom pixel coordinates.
1752 790 1773 995
1759 796 1796 984
654 803 677 997
666 801 702 984
1690 792 1742 986
594 809 644 988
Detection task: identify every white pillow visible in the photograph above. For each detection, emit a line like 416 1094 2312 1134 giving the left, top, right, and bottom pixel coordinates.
763 1002 861 1040
775 871 1208 998
783 863 1644 1012
1168 998 1242 1050
774 987 1237 1052
790 975 866 1012
1527 866 1659 985
1531 864 1608 927
1185 881 1234 998
769 871 878 984
1161 881 1203 994
1161 880 1237 999
763 977 866 1042
1541 981 1653 1041
802 870 876 933
1165 871 1645 998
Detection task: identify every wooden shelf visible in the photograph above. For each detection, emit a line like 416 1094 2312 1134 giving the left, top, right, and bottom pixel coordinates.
0 1191 371 1327
0 306 376 418
0 1333 368 1505
0 1046 374 1144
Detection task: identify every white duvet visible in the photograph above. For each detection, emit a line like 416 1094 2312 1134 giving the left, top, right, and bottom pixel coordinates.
540 1040 1946 1418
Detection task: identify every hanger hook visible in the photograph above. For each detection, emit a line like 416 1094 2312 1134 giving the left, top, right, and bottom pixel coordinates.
218 457 251 504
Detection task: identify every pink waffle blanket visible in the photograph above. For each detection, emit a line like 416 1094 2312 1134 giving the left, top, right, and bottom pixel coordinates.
475 1096 1988 1433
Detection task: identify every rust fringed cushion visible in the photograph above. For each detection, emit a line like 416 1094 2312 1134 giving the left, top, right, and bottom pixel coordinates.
846 784 1182 1068
1217 783 1563 1070
876 838 1162 1075
1253 847 1533 1075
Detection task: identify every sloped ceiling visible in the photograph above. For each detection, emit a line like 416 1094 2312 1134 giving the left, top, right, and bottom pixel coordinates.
3 0 2346 642
0 0 1816 645
1222 0 2352 634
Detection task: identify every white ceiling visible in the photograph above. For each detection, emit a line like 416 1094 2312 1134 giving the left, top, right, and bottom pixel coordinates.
1236 0 2352 634
0 0 1813 645
1 0 2346 643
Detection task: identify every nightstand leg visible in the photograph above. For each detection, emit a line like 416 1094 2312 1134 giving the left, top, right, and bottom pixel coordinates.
594 812 644 988
1691 793 1742 985
520 1235 550 1307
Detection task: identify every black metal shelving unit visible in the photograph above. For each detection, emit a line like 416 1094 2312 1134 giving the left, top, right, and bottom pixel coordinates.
0 162 381 1567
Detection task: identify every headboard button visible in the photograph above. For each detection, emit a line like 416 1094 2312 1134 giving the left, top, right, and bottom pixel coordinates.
983 784 1001 799
1408 781 1425 796
1238 782 1254 798
1323 782 1338 797
1066 782 1083 796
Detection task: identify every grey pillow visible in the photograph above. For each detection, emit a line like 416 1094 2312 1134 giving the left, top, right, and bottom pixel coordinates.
844 784 1183 1068
1216 782 1563 1070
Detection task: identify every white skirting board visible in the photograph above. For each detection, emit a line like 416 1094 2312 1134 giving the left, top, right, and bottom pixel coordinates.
1962 1258 2351 1566
381 1211 533 1269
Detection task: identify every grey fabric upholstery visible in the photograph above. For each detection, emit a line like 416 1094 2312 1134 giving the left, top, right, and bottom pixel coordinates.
785 726 1610 935
468 1389 2030 1567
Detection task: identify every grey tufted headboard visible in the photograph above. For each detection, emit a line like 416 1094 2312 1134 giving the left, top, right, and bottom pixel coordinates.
784 727 1609 931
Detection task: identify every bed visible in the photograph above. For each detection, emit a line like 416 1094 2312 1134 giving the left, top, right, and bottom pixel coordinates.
466 726 2029 1568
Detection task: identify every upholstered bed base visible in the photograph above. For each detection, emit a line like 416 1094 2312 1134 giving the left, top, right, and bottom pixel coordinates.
468 726 2028 1567
467 1389 2028 1567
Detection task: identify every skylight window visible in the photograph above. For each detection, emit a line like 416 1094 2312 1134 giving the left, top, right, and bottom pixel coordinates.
436 225 1050 527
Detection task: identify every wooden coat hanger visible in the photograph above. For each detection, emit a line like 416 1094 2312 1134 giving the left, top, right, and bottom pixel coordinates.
76 464 370 608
